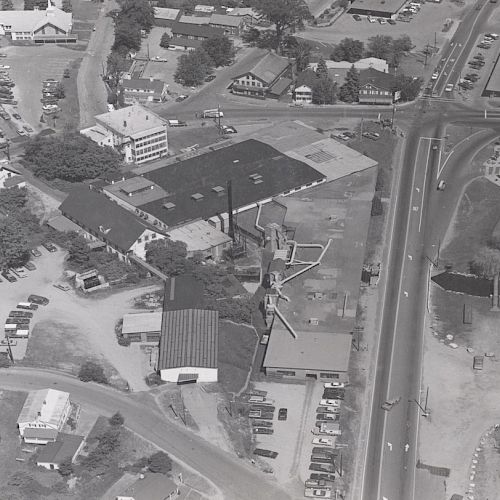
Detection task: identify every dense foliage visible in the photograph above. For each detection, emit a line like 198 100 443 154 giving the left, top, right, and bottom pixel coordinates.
331 38 364 63
201 35 235 67
24 133 121 181
338 65 360 103
147 451 172 474
174 48 214 86
78 361 108 384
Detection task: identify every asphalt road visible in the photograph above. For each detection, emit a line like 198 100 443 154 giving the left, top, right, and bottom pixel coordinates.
0 368 291 500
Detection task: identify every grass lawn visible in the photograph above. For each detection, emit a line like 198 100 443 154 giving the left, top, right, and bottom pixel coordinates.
72 0 100 22
218 321 258 395
53 58 82 132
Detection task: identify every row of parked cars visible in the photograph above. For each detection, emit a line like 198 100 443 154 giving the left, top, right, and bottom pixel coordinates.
461 33 499 91
4 294 49 341
352 13 396 24
41 79 61 116
305 382 347 497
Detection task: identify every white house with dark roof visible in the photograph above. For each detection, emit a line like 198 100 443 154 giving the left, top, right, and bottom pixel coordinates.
121 77 168 104
17 389 71 444
0 161 25 189
231 50 293 99
81 103 168 164
227 7 262 25
209 13 243 36
0 0 74 43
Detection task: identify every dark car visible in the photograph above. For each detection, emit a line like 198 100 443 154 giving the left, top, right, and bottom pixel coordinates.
309 462 335 473
28 294 49 306
310 473 336 483
204 74 216 82
251 420 272 427
221 125 237 134
30 248 42 257
2 270 17 282
12 113 21 119
7 317 30 324
42 242 57 252
24 262 36 271
175 95 188 102
253 427 274 434
278 408 288 421
352 14 362 20
9 310 33 318
465 73 479 81
253 448 278 459
311 454 335 464
63 69 70 78
312 447 337 455
387 19 396 24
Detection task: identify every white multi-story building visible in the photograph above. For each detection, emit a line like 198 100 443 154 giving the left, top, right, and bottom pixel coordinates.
81 104 168 165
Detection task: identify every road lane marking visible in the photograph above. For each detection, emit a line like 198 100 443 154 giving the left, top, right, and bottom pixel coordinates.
419 139 432 232
376 135 425 500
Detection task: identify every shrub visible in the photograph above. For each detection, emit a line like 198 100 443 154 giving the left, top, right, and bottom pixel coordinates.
371 195 383 216
148 451 172 474
109 412 125 427
78 361 108 384
118 335 131 347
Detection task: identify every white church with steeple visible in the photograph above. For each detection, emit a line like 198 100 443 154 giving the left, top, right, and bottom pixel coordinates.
0 0 74 43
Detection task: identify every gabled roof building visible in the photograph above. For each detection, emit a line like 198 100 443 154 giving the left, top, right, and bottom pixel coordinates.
121 78 168 104
358 67 396 104
37 433 85 470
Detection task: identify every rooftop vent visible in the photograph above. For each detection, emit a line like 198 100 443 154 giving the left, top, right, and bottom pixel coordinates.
191 193 204 201
163 202 175 210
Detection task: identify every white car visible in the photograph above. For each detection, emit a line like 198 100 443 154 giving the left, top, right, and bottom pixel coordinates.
312 437 334 446
367 16 376 22
485 33 499 40
0 65 10 69
324 382 345 389
42 104 58 111
11 267 27 278
431 72 439 80
319 399 340 407
445 83 454 92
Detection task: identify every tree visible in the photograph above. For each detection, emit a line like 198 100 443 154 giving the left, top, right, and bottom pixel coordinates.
201 35 235 67
78 361 108 384
392 35 412 67
174 48 213 86
252 0 311 52
285 36 311 72
58 459 74 477
339 65 360 103
67 236 90 266
106 51 129 90
109 412 125 426
24 132 121 181
113 19 141 53
366 35 394 60
256 30 279 50
159 32 170 49
242 27 260 46
146 239 192 276
148 451 172 474
24 0 34 9
331 38 364 63
315 56 328 79
471 247 500 278
392 74 422 102
311 77 337 104
1 0 13 10
0 187 28 212
118 0 154 31
0 217 30 269
61 0 71 12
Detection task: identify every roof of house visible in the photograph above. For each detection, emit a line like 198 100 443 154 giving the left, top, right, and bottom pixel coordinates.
3 175 25 188
23 427 59 440
234 51 290 84
94 104 167 139
59 187 154 252
0 1 72 33
227 7 261 18
163 275 205 311
122 311 163 335
103 176 169 207
269 77 292 96
138 139 324 228
46 214 84 233
195 4 215 12
309 57 388 73
154 7 180 20
119 473 178 500
171 21 224 38
295 85 312 92
17 389 70 427
359 67 396 90
157 309 219 370
36 433 84 465
80 124 113 143
263 327 352 372
122 78 165 94
210 13 242 27
179 14 210 24
348 0 406 15
167 220 232 252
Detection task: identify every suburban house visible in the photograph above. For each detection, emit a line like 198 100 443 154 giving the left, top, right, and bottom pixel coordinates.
227 7 262 25
81 104 168 164
293 85 313 104
17 389 71 444
153 7 180 27
59 187 165 262
37 433 85 470
169 22 224 50
0 0 75 43
121 78 168 104
0 161 25 189
117 473 179 500
358 67 396 104
231 51 293 99
209 13 243 36
157 309 219 383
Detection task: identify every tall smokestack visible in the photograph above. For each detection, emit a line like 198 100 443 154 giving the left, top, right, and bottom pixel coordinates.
227 180 235 241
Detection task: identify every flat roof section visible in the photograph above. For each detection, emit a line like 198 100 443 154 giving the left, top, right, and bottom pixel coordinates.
483 51 500 97
122 311 163 335
104 177 169 207
167 220 232 252
263 327 352 373
348 0 407 15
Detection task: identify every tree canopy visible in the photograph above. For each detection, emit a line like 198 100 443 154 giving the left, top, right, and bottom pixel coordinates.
471 246 500 278
174 48 213 86
285 36 312 72
312 77 337 105
251 0 311 52
24 132 122 181
78 361 108 384
146 239 191 276
148 451 172 474
201 35 235 67
392 74 422 101
331 38 364 63
315 57 329 79
339 65 360 103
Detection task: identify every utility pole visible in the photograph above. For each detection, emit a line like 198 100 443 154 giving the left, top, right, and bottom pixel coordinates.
391 105 396 128
5 139 10 161
217 103 221 132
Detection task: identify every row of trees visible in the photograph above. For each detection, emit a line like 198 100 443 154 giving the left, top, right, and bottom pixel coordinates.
24 132 121 181
331 35 413 67
173 35 235 87
146 239 253 323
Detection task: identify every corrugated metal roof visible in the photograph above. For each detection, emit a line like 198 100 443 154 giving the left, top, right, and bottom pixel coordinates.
17 389 69 427
157 309 218 370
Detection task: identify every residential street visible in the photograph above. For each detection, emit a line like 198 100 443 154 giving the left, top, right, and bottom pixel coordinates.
0 368 293 500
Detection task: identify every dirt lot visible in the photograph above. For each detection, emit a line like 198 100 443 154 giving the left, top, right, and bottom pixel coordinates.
0 245 164 391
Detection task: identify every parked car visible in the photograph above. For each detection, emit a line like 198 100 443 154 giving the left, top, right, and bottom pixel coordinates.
16 129 27 136
42 242 57 252
324 382 345 389
278 408 288 421
17 302 38 310
175 95 188 102
437 180 446 191
260 334 269 345
312 447 337 456
23 125 33 133
204 74 216 82
221 125 237 134
352 14 361 21
387 19 396 24
0 53 7 58
378 17 386 24
1 270 16 282
12 113 21 119
312 437 334 446
11 267 27 278
431 72 439 80
9 310 33 318
309 463 335 473
253 448 278 458
319 399 340 407
473 355 484 370
63 69 70 78
465 73 479 81
484 33 499 40
309 473 336 483
53 283 70 291
444 83 454 92
7 317 30 324
251 419 272 427
28 294 49 306
0 65 10 69
30 248 42 257
253 427 274 434
367 16 376 22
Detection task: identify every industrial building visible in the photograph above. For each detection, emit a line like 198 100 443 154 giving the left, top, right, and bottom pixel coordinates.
348 0 407 18
122 311 163 342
